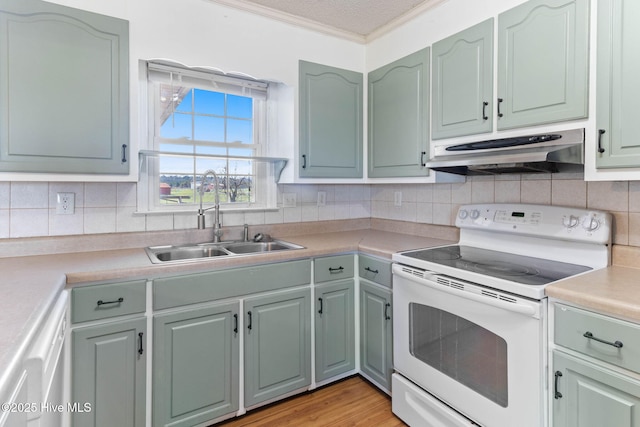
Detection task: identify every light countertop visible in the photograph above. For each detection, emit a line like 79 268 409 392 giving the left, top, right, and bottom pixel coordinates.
0 228 453 400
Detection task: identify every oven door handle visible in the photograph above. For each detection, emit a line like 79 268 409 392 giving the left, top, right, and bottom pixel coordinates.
395 268 537 317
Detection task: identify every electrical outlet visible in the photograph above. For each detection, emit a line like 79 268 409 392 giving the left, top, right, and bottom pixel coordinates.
283 193 297 208
394 191 402 207
56 192 75 215
317 191 326 207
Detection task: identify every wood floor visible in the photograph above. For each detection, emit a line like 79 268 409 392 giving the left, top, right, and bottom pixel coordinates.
217 376 407 426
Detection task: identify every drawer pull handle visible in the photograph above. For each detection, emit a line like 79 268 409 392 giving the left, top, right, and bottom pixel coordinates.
329 266 344 274
247 311 252 331
233 314 238 334
122 144 128 163
97 297 124 306
420 151 426 167
138 332 144 355
497 98 504 118
318 297 323 314
482 101 489 120
365 267 379 274
384 302 391 320
554 371 562 399
583 331 623 348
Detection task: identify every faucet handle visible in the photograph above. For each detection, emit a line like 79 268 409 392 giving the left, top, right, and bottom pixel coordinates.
243 224 249 242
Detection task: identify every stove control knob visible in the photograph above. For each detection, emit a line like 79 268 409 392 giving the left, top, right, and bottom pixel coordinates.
458 209 469 220
582 216 600 231
470 209 481 220
562 215 579 228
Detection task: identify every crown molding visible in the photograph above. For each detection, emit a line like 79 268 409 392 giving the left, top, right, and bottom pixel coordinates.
205 0 449 44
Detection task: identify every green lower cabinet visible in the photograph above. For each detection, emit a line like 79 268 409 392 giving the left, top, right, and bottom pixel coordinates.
359 281 392 392
72 318 146 427
315 280 355 382
244 288 312 407
553 351 640 427
153 302 239 427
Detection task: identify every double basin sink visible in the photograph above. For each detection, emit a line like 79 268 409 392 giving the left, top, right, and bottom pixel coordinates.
146 239 304 264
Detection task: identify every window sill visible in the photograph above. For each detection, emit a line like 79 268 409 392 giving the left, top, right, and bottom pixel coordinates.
135 206 280 216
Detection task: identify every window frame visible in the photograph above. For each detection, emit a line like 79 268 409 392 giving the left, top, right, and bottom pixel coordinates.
139 61 277 214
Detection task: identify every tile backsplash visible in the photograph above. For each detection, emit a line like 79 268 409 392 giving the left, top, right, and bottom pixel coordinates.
1 174 639 247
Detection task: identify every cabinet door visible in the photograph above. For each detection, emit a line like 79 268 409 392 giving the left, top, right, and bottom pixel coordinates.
72 318 146 427
553 351 640 427
244 288 311 407
0 0 129 174
368 48 430 178
432 19 494 140
596 0 640 168
153 302 239 427
360 281 392 392
299 60 363 178
497 0 589 130
315 280 355 382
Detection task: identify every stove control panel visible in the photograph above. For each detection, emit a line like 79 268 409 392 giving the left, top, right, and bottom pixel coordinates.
456 204 612 244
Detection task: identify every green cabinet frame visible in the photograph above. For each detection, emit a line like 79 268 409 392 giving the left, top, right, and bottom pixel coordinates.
368 48 430 178
596 0 640 168
315 279 355 382
497 0 589 130
299 60 363 178
0 0 129 174
552 351 640 427
244 288 312 407
432 19 494 139
72 318 146 427
359 280 393 392
153 302 239 427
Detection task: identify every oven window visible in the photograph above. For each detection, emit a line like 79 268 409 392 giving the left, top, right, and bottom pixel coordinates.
409 303 508 407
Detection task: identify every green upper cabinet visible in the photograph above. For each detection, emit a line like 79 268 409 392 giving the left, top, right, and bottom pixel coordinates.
432 19 494 140
596 0 640 168
0 0 129 174
298 60 363 178
368 48 430 178
497 0 589 130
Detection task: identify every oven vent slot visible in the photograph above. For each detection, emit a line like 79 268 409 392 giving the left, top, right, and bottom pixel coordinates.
400 266 424 279
481 289 518 304
435 276 465 291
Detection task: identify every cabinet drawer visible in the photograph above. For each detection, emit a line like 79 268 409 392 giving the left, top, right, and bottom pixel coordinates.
358 254 391 288
314 255 354 283
72 280 146 323
555 304 640 374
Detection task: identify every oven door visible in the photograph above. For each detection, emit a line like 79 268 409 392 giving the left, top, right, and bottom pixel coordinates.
392 264 546 427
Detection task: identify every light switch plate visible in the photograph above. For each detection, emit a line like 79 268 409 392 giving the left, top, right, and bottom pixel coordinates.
283 193 297 208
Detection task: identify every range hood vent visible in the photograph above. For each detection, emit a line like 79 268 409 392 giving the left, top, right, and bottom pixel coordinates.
426 128 585 176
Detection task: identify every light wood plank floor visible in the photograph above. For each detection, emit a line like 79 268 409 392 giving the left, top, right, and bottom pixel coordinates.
217 376 407 426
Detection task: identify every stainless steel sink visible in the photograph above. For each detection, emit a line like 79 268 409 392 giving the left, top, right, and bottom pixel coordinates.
222 241 299 254
145 239 304 264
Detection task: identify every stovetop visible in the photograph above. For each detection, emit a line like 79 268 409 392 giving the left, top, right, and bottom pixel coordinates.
398 245 592 287
392 204 612 300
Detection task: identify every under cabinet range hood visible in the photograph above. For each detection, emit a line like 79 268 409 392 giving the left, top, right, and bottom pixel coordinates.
426 128 585 175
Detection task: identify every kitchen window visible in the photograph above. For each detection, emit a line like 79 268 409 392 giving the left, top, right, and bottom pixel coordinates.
139 61 279 212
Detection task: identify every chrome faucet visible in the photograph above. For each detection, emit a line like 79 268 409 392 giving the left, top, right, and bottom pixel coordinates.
197 169 222 242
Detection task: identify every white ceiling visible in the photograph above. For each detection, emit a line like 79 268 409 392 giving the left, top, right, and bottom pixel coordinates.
209 0 448 42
